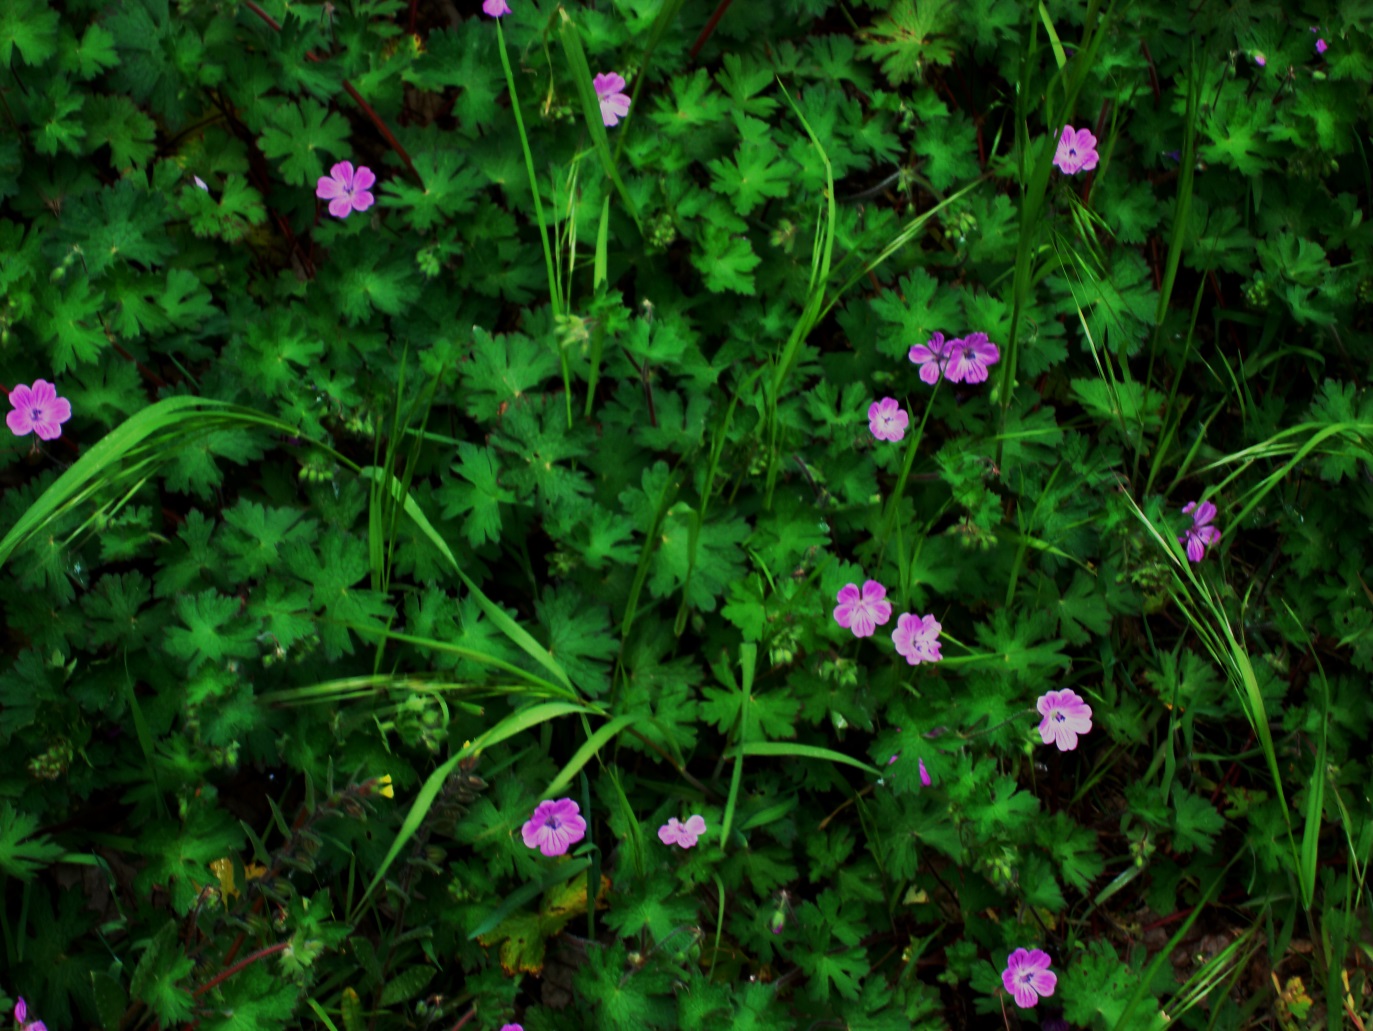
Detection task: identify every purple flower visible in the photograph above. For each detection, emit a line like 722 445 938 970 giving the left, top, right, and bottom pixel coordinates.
1253 52 1267 67
833 580 893 638
908 331 959 385
1053 125 1100 175
7 380 72 441
1316 37 1328 54
1002 948 1057 1008
483 0 511 15
521 798 586 857
593 72 631 127
658 814 706 848
499 1025 523 1031
15 999 47 1031
919 757 931 786
1037 689 1093 751
867 397 908 441
315 161 376 219
945 331 1000 384
193 175 209 191
892 613 942 665
1179 500 1221 562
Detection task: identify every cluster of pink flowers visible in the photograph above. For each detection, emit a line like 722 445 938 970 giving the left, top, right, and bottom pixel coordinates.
908 331 1001 387
833 580 942 667
7 380 71 441
522 799 707 858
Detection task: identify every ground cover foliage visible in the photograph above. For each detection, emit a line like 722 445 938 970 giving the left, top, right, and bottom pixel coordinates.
1 0 1371 1027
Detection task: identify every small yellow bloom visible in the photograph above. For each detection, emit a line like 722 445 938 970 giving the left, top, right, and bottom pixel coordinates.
378 774 394 799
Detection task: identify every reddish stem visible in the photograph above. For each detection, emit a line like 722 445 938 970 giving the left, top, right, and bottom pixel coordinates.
689 0 735 61
241 0 421 184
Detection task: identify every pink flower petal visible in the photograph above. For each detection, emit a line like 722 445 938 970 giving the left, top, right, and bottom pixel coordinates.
352 166 377 192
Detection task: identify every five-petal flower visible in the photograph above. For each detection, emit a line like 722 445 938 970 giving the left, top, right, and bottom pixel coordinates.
868 397 908 441
316 161 376 219
1053 125 1100 175
833 580 893 638
521 798 587 857
659 814 707 848
908 331 959 385
7 380 72 441
892 613 942 665
945 332 1001 385
593 72 631 127
1036 689 1094 751
1179 500 1221 562
1002 948 1057 1008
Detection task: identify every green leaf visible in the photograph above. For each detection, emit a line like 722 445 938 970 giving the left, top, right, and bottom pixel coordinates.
461 328 561 420
1171 787 1225 854
0 0 60 66
83 94 157 168
70 23 119 78
0 801 66 879
259 99 352 186
220 500 317 581
691 224 761 294
708 137 794 215
164 590 259 672
859 0 957 85
378 965 436 1006
37 279 107 371
436 441 515 546
911 110 980 190
130 921 196 1022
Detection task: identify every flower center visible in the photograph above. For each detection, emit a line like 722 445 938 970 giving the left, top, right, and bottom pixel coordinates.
1053 711 1066 723
1020 970 1035 985
1068 147 1078 158
546 816 561 830
30 406 44 422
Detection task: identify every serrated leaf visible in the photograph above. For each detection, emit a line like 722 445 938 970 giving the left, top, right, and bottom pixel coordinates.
0 0 60 66
378 964 435 1006
259 99 352 186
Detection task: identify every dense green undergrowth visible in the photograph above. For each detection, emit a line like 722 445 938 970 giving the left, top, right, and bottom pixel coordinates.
2 0 1372 1028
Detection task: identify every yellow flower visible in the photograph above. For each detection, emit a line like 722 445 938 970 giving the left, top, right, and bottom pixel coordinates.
378 774 394 799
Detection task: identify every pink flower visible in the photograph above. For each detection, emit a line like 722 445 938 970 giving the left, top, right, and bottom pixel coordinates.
1002 948 1057 1008
918 757 931 786
483 0 511 15
315 161 376 219
1253 52 1267 67
7 380 72 441
521 798 586 857
658 814 706 848
867 397 908 441
833 580 893 638
1053 125 1099 175
1316 37 1328 54
892 612 942 665
944 331 1000 384
499 1025 522 1031
593 72 631 127
908 331 959 385
1037 689 1093 751
193 175 209 191
1179 500 1221 562
15 998 47 1031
